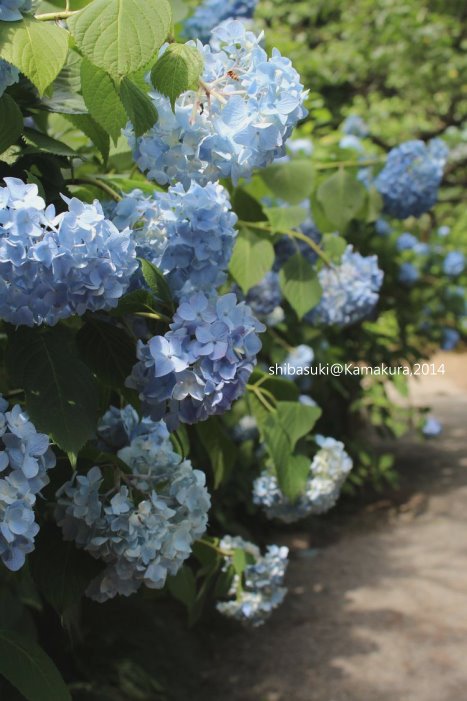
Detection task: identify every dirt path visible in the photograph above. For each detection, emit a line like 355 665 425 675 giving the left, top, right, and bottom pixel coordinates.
197 354 467 701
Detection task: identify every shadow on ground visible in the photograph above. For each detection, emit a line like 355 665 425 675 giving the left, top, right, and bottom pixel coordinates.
192 357 467 701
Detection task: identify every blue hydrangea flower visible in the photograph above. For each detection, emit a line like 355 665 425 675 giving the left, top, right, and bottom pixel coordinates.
443 251 464 277
339 134 365 152
307 245 383 327
107 182 237 299
398 262 419 285
243 271 282 318
375 139 448 219
126 291 265 427
441 327 460 351
279 344 314 378
422 416 442 437
183 0 257 42
216 535 288 626
437 225 450 237
0 397 56 572
375 218 391 237
56 409 210 602
253 435 352 522
231 414 258 442
274 216 321 268
0 178 138 326
342 115 369 138
396 232 418 251
126 21 308 188
0 0 36 21
286 137 313 157
0 59 19 98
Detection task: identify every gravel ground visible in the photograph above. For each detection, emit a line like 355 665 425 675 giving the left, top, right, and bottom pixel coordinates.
195 353 467 701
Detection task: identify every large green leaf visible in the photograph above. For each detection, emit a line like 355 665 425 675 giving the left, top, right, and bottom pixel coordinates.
316 169 367 231
65 114 110 162
23 128 77 158
0 16 68 95
76 319 136 389
196 418 237 488
69 0 172 79
0 630 71 701
264 205 308 232
151 43 204 109
260 160 315 204
228 227 275 293
276 401 321 449
29 525 102 616
276 453 312 502
7 326 98 456
140 258 173 308
279 253 322 319
80 59 128 143
0 94 22 155
40 51 87 115
119 78 158 136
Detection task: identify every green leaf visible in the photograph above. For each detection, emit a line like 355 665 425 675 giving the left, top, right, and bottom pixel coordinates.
76 319 136 389
40 51 87 115
277 454 311 502
80 58 127 143
29 525 102 616
196 418 237 488
321 233 347 262
65 114 110 162
279 253 322 319
231 187 266 223
23 128 77 158
119 77 158 136
276 401 321 449
0 16 68 95
264 205 308 232
260 160 315 204
150 43 204 109
139 258 173 307
69 0 172 79
167 566 196 608
0 629 71 701
0 94 22 155
7 326 98 455
170 0 188 22
228 227 275 293
316 169 367 231
111 289 163 316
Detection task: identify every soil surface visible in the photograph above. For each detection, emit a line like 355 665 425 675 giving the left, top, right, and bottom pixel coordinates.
196 352 467 701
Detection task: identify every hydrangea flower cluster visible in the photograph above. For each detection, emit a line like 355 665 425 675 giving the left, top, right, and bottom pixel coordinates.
443 251 464 277
0 0 36 21
231 414 258 442
308 246 383 327
422 416 442 437
243 271 282 319
398 261 419 286
108 182 237 299
0 178 137 327
0 59 19 98
280 344 314 378
126 291 265 426
183 0 258 42
275 217 322 268
253 436 352 523
55 407 210 602
441 327 460 351
215 535 288 626
127 20 308 188
0 397 56 572
342 115 369 138
375 139 448 219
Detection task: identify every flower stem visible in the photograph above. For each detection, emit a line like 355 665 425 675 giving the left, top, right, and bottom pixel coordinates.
35 10 79 20
70 177 123 202
313 157 385 170
238 220 332 267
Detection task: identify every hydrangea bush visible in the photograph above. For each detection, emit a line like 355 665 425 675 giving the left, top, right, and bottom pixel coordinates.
0 0 464 697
